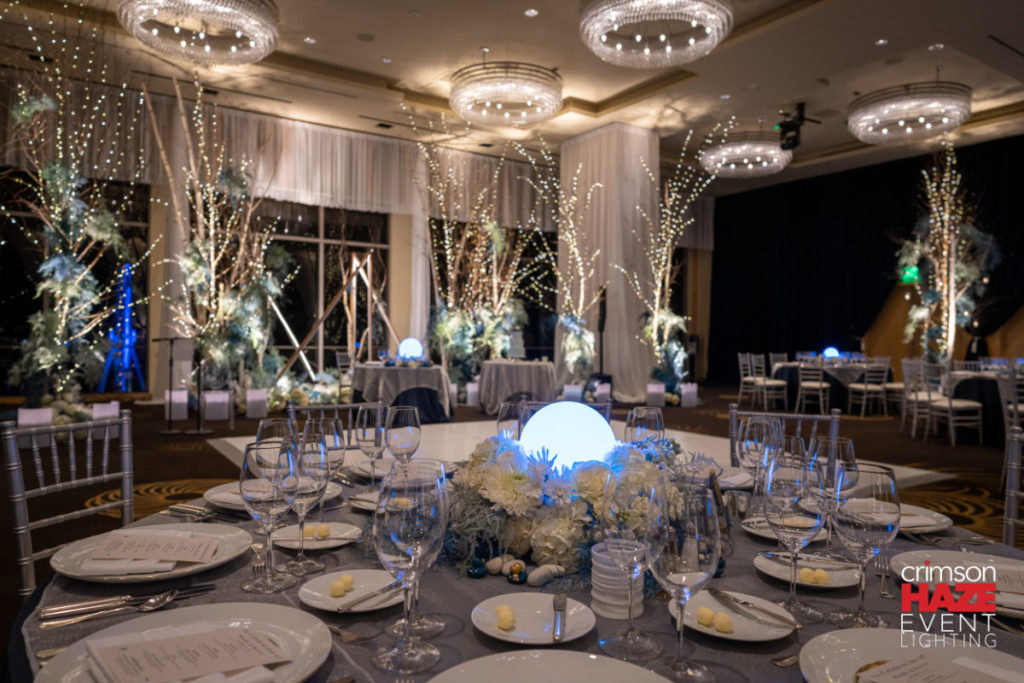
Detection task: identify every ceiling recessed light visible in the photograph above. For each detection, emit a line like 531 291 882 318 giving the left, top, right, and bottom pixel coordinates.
303 36 316 44
874 38 889 46
928 42 945 51
524 8 538 17
720 93 730 99
381 57 392 63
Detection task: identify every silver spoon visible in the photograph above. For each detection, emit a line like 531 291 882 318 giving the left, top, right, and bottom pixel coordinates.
39 590 179 629
771 652 800 667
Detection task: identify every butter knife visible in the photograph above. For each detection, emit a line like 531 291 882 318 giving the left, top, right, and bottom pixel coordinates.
552 593 567 642
706 587 800 630
336 580 403 612
758 551 857 570
39 584 215 619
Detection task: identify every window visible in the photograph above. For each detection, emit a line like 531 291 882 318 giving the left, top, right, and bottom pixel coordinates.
255 200 389 375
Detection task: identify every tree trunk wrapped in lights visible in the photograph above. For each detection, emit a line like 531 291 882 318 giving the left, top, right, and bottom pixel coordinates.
898 145 999 364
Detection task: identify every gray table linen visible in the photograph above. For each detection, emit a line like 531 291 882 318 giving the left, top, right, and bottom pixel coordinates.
479 360 557 415
352 365 451 416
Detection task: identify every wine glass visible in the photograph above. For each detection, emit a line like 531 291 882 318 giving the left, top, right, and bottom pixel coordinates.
597 469 663 662
276 433 330 575
385 406 421 464
304 418 347 522
386 459 450 640
762 455 826 623
625 407 665 443
496 401 523 439
239 441 298 593
829 463 899 628
807 436 856 559
647 484 721 682
355 402 386 480
256 417 294 442
371 460 448 674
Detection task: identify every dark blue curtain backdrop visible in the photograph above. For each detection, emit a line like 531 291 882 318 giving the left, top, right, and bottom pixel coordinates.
707 133 1024 383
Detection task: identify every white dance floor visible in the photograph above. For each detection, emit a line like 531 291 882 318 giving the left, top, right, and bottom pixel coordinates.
208 420 950 490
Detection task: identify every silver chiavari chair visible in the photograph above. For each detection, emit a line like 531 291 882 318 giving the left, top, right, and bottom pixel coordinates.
923 362 983 447
287 401 364 448
795 359 830 415
3 410 134 598
1004 427 1022 547
848 361 889 416
727 403 841 468
737 352 756 406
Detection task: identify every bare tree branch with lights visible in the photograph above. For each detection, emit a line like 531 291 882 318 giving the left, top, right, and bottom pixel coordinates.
898 144 999 363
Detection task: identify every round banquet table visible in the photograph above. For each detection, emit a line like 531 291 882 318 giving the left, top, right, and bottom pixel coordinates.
773 363 892 413
478 360 557 415
14 481 1024 682
351 364 451 423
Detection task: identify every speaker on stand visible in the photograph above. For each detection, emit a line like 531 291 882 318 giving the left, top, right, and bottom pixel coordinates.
589 287 612 396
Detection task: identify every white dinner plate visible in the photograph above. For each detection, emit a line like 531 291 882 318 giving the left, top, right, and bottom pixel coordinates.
348 489 380 511
50 523 251 583
752 553 860 589
428 650 671 683
298 569 404 613
670 589 795 641
897 503 954 534
890 549 1024 616
799 628 1024 683
271 521 361 550
348 453 396 478
471 592 595 645
203 480 342 511
739 516 826 543
35 602 331 683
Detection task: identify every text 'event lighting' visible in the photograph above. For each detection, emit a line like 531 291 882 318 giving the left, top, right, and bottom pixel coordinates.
397 337 425 361
518 401 617 470
699 131 792 178
579 0 733 69
847 81 972 146
117 0 280 67
449 61 563 127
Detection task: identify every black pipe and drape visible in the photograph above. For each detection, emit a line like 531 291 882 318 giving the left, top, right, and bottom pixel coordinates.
708 134 1024 383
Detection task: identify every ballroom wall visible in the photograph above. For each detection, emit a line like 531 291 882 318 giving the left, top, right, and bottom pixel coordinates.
708 133 1024 383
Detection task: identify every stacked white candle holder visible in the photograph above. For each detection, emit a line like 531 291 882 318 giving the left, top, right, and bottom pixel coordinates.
590 542 644 619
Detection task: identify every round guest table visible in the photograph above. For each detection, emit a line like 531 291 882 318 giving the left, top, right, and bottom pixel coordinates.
478 359 557 415
351 363 451 422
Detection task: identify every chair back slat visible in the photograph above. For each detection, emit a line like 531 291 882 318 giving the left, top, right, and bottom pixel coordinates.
2 410 134 598
1005 427 1022 547
728 403 841 467
864 364 889 385
751 354 767 378
287 402 364 447
798 362 824 383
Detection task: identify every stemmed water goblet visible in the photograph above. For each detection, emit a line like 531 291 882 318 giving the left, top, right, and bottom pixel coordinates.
304 418 347 521
829 463 899 628
807 436 856 559
239 441 298 593
496 401 523 439
625 406 665 443
276 433 330 575
647 484 721 682
597 470 663 662
256 417 294 442
385 406 421 464
762 454 826 623
355 402 386 480
371 460 448 674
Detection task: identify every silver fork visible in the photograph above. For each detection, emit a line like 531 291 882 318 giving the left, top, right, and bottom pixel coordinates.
250 543 266 577
877 553 895 599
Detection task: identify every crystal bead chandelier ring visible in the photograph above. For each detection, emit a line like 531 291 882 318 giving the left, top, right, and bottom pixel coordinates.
117 0 279 67
699 131 792 178
579 0 733 69
449 61 563 127
847 82 972 145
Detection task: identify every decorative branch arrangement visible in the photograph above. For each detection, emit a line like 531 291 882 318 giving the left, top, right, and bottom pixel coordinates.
143 80 292 386
898 144 999 363
2 6 154 392
516 139 604 383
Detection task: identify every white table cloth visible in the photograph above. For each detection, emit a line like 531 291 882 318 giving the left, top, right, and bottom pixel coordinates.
478 360 557 415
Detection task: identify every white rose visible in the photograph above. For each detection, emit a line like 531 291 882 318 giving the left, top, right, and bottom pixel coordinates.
573 462 611 504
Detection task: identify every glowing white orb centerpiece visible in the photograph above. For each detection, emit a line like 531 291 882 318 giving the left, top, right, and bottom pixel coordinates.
823 346 840 359
397 337 424 361
518 401 616 469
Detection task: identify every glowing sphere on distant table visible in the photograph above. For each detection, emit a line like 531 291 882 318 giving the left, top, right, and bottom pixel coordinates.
518 401 616 469
823 346 840 359
397 337 424 360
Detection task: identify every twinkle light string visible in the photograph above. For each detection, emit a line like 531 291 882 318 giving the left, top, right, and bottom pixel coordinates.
1 0 157 391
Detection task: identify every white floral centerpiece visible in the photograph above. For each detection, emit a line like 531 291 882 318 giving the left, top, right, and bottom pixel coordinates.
446 419 695 572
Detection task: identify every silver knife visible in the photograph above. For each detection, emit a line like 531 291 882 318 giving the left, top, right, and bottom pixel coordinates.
706 587 800 630
758 551 857 570
336 580 403 612
552 593 567 642
39 584 215 619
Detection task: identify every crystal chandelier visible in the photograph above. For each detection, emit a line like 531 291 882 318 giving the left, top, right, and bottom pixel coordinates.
117 0 279 67
699 131 792 178
847 82 972 145
449 61 563 127
579 0 733 69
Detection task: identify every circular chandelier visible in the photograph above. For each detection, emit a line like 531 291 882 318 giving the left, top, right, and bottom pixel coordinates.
117 0 279 68
579 0 733 69
699 131 792 178
847 82 972 145
449 61 563 127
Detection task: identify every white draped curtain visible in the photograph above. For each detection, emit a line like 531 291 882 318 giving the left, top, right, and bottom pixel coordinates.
560 123 660 402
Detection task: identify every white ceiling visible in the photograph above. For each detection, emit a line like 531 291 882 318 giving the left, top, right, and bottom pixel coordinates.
4 0 1024 194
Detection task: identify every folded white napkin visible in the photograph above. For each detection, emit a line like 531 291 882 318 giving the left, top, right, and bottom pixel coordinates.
899 514 939 528
998 592 1024 610
208 489 242 505
719 470 752 488
81 529 192 576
